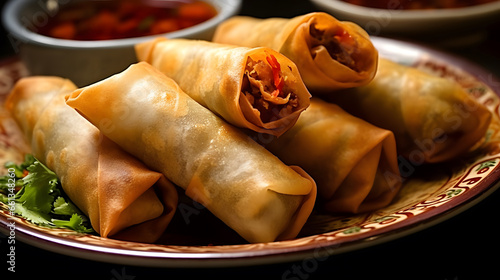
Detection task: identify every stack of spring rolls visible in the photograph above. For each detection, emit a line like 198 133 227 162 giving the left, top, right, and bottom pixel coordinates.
5 12 492 244
7 77 179 243
65 62 317 243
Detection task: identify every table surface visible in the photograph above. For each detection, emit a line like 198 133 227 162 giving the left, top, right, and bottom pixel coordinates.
1 0 500 279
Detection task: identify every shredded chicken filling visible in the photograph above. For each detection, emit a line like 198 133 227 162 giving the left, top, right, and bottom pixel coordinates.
242 57 299 123
309 23 360 72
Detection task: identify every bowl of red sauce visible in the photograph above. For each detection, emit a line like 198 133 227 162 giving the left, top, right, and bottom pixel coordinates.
311 0 500 37
2 0 242 86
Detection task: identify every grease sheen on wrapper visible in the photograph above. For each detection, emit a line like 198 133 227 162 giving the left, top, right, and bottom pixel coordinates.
212 12 378 92
65 62 317 243
6 77 178 243
266 99 401 213
135 38 311 137
329 59 492 163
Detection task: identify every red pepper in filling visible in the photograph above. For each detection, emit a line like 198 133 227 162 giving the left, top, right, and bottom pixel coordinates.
242 55 298 123
266 54 285 98
334 29 352 44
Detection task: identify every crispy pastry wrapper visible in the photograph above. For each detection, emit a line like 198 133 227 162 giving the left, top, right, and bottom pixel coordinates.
6 77 178 243
65 62 317 243
265 98 401 213
135 38 311 136
0 105 30 168
212 12 378 92
328 59 492 163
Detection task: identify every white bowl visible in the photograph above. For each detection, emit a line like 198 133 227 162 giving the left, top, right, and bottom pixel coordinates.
2 0 242 86
310 0 500 36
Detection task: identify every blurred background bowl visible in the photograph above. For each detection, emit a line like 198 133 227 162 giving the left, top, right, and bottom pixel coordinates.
2 0 242 86
310 0 500 44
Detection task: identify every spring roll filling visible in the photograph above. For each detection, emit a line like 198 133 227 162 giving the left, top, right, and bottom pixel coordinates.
241 55 299 123
309 22 360 72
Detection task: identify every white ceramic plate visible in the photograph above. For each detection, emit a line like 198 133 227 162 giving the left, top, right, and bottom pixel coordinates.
1 36 500 268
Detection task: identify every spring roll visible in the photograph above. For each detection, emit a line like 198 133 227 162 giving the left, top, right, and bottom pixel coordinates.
328 59 492 163
265 98 401 213
6 77 178 243
0 106 31 168
212 12 378 92
135 38 311 136
65 62 317 243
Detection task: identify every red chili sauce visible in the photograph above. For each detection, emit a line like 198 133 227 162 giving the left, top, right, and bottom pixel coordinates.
341 0 498 10
35 0 217 40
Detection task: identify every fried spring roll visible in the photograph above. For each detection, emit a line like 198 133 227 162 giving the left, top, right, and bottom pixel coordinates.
265 99 401 213
65 62 317 243
328 59 492 163
6 77 178 243
135 38 311 136
212 12 378 92
0 107 30 168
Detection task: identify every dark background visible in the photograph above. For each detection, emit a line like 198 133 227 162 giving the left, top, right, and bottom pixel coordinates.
1 0 500 279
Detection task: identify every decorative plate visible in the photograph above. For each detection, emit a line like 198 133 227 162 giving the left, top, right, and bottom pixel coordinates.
1 37 500 268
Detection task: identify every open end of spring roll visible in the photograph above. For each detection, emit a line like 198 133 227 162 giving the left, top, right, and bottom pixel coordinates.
265 99 401 213
135 38 311 136
329 59 492 163
212 12 378 92
240 51 301 126
6 77 178 243
65 62 316 243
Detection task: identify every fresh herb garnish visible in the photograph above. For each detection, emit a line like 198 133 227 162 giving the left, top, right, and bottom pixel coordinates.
0 155 94 234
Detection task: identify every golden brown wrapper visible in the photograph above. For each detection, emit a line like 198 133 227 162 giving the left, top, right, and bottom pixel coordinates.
6 77 178 243
0 104 30 168
65 62 317 243
265 98 401 213
5 77 75 141
212 12 378 92
328 59 492 163
135 38 311 136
